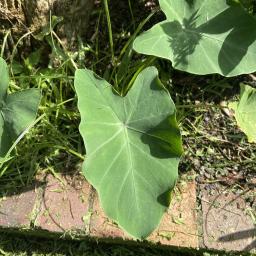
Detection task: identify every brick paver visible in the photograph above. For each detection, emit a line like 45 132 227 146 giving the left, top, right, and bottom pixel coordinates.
90 181 198 248
0 188 37 228
28 174 198 249
149 181 198 247
35 174 92 234
1 173 254 253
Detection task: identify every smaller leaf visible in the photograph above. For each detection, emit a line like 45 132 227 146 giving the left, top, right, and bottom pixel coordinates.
229 83 256 143
34 16 63 41
0 57 9 99
24 48 42 70
133 0 256 76
0 57 41 158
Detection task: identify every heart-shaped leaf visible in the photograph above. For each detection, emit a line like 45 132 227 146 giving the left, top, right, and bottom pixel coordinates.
229 84 256 143
0 57 41 158
75 66 183 239
133 0 256 77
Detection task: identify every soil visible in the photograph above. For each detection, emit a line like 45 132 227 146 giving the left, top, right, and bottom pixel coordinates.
0 0 94 56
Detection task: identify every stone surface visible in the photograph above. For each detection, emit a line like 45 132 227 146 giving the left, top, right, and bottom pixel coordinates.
201 185 256 252
35 174 93 234
90 181 199 248
0 188 37 228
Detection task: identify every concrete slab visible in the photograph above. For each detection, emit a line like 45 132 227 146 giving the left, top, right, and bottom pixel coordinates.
201 185 255 252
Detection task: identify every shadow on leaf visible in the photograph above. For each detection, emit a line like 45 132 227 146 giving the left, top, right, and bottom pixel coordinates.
158 3 256 75
197 5 256 75
141 115 183 159
161 11 202 68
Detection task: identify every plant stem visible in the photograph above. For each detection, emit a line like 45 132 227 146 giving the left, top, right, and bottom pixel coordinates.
103 0 114 63
0 30 11 58
122 56 156 96
128 0 135 31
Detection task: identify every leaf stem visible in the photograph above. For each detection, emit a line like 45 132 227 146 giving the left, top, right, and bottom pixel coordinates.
0 30 11 58
122 56 156 96
109 11 156 83
103 0 114 63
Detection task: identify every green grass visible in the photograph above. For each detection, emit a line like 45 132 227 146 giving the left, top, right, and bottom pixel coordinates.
0 56 83 191
0 22 84 191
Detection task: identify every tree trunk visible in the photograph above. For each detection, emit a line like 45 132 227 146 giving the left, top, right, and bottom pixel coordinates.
0 0 94 51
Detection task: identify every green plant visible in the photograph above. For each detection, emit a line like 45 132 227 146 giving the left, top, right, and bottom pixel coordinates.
133 0 256 76
74 66 182 239
0 16 86 188
229 83 256 143
0 57 41 163
73 0 256 239
1 0 255 243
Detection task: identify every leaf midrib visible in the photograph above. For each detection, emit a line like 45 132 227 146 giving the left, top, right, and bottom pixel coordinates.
124 126 139 213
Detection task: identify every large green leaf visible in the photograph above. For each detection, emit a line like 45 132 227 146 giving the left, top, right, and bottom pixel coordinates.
229 84 256 143
75 66 183 239
0 57 41 158
133 0 256 77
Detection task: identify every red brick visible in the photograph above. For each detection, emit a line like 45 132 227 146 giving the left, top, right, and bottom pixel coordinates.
0 189 36 228
35 174 92 234
0 174 199 250
149 181 198 248
90 181 198 248
89 194 129 239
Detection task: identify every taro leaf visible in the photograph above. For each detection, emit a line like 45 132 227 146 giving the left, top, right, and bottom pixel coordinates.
0 57 41 158
133 0 256 77
75 66 183 239
229 84 256 143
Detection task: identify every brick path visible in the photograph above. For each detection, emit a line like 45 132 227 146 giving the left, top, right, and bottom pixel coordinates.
0 173 255 253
